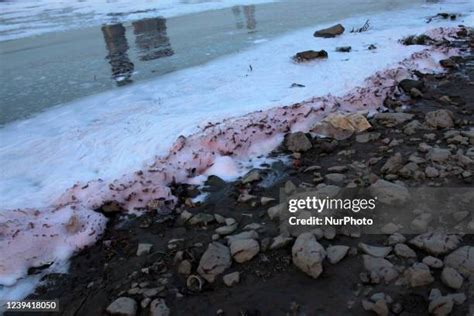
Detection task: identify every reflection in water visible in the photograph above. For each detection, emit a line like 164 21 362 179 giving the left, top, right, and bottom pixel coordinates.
102 23 134 86
133 17 174 61
232 5 257 32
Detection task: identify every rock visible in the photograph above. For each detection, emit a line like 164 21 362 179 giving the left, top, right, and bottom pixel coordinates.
394 244 417 258
404 263 434 287
293 50 328 62
362 255 398 283
444 246 474 278
356 132 381 143
387 233 406 245
215 223 238 235
260 197 275 206
222 272 240 287
369 179 410 205
399 79 424 93
425 166 440 178
439 58 457 69
362 299 389 316
188 213 215 226
428 296 453 316
452 211 469 222
411 213 432 233
314 24 345 38
404 120 423 135
197 242 232 283
268 203 286 220
178 260 192 275
270 235 294 250
409 232 461 256
136 243 153 257
325 173 346 184
323 226 336 240
368 44 377 50
425 110 454 129
381 153 403 174
149 299 170 316
441 267 463 289
336 46 351 52
427 148 452 163
242 169 262 184
401 34 434 45
229 239 260 263
359 243 392 258
312 112 371 140
448 293 466 305
423 256 444 269
410 87 423 98
373 113 414 126
429 288 443 301
327 245 350 264
285 132 312 152
106 297 137 316
381 223 399 234
292 232 326 278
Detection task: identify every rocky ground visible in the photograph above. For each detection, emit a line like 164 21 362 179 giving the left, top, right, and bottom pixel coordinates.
12 27 474 316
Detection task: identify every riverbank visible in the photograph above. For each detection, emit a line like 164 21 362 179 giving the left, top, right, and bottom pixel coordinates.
12 27 474 316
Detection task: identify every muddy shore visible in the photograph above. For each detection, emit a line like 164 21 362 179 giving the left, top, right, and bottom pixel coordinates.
9 28 474 316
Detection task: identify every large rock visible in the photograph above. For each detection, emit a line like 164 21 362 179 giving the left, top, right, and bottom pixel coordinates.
359 243 392 258
285 132 312 152
106 297 137 316
404 263 434 287
229 239 260 263
428 296 454 316
369 179 410 205
197 242 232 282
425 110 454 129
312 112 371 140
444 246 474 278
293 50 328 62
292 232 326 278
362 255 398 283
381 153 403 174
398 79 424 93
440 267 463 289
409 232 461 256
373 113 414 127
314 24 345 38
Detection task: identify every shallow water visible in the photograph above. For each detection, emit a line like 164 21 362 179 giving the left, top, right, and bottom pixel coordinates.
0 0 425 125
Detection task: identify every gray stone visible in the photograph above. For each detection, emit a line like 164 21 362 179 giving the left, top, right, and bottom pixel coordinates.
292 232 326 278
106 297 137 316
423 256 444 269
325 173 346 184
369 179 410 205
197 242 232 283
425 110 454 129
404 263 434 287
226 231 259 244
149 298 170 316
410 232 461 256
136 243 153 257
374 113 414 126
359 243 392 258
444 246 474 278
441 267 463 289
222 272 240 287
428 296 453 316
215 223 238 235
229 239 260 263
188 213 215 225
394 243 417 258
285 132 312 152
381 153 403 174
314 24 345 38
362 255 398 283
427 148 451 163
270 235 294 250
327 245 350 264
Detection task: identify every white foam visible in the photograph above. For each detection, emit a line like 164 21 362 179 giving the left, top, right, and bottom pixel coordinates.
1 1 471 211
0 0 277 42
